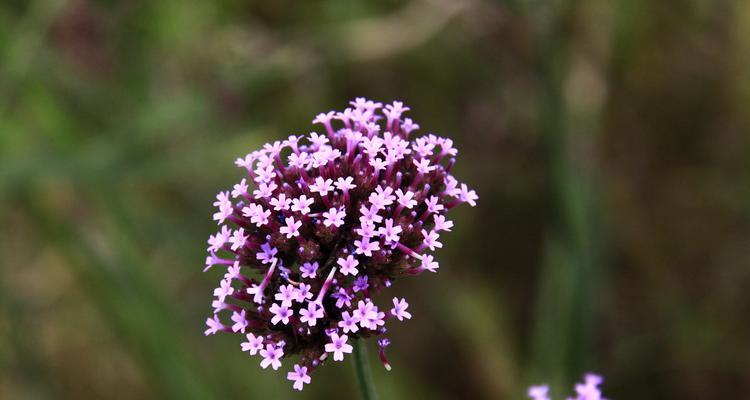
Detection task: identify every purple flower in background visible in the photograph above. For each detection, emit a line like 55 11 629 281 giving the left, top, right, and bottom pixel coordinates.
202 98 477 390
528 373 607 400
528 385 551 400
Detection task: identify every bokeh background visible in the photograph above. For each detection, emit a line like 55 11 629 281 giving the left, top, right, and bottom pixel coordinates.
2 0 750 399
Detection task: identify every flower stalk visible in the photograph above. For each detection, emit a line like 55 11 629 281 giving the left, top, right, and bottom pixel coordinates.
353 339 378 400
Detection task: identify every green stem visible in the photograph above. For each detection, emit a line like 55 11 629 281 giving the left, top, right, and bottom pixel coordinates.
353 339 378 400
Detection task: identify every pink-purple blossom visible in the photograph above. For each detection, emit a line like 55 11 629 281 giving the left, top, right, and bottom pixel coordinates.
213 279 233 302
291 195 315 215
231 309 248 333
528 373 607 400
280 216 302 238
323 207 346 228
270 303 293 325
287 364 311 391
337 255 359 276
390 297 412 321
202 98 477 390
338 311 360 333
300 262 318 279
275 284 297 307
260 344 284 370
204 314 224 336
325 332 353 361
241 333 265 355
310 177 335 196
299 302 325 327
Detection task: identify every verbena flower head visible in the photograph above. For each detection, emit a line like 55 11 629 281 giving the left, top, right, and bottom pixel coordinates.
528 373 607 400
203 98 477 390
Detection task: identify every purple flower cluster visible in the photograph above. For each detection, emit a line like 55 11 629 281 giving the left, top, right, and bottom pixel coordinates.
203 98 477 390
528 373 608 400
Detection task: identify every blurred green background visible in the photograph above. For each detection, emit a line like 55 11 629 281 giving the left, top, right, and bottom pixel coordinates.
1 0 749 399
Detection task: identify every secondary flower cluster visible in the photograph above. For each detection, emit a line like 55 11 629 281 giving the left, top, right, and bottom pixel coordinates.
203 98 477 390
528 373 608 400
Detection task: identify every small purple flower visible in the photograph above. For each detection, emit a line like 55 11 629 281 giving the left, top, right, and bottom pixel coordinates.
337 255 359 276
270 193 292 211
377 338 392 371
231 178 249 198
359 204 384 224
224 261 241 281
260 344 284 370
228 228 247 251
353 276 369 293
242 203 271 227
528 385 550 400
287 364 311 391
354 237 380 257
459 183 478 207
390 297 412 321
395 188 417 209
355 221 377 239
291 195 314 215
338 311 360 333
528 373 607 400
296 283 313 302
212 192 233 224
300 262 318 278
280 216 302 238
324 332 353 361
256 242 278 265
270 303 293 325
433 214 453 232
334 176 356 191
213 279 234 302
207 226 231 252
425 196 444 214
275 284 297 307
420 254 439 273
379 218 402 244
310 177 334 196
288 151 311 169
369 310 386 330
370 157 388 171
299 302 325 327
241 333 265 355
323 207 346 228
421 229 442 251
332 287 352 309
353 300 377 327
204 314 223 336
231 310 248 333
413 157 436 174
308 132 329 148
253 181 277 200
